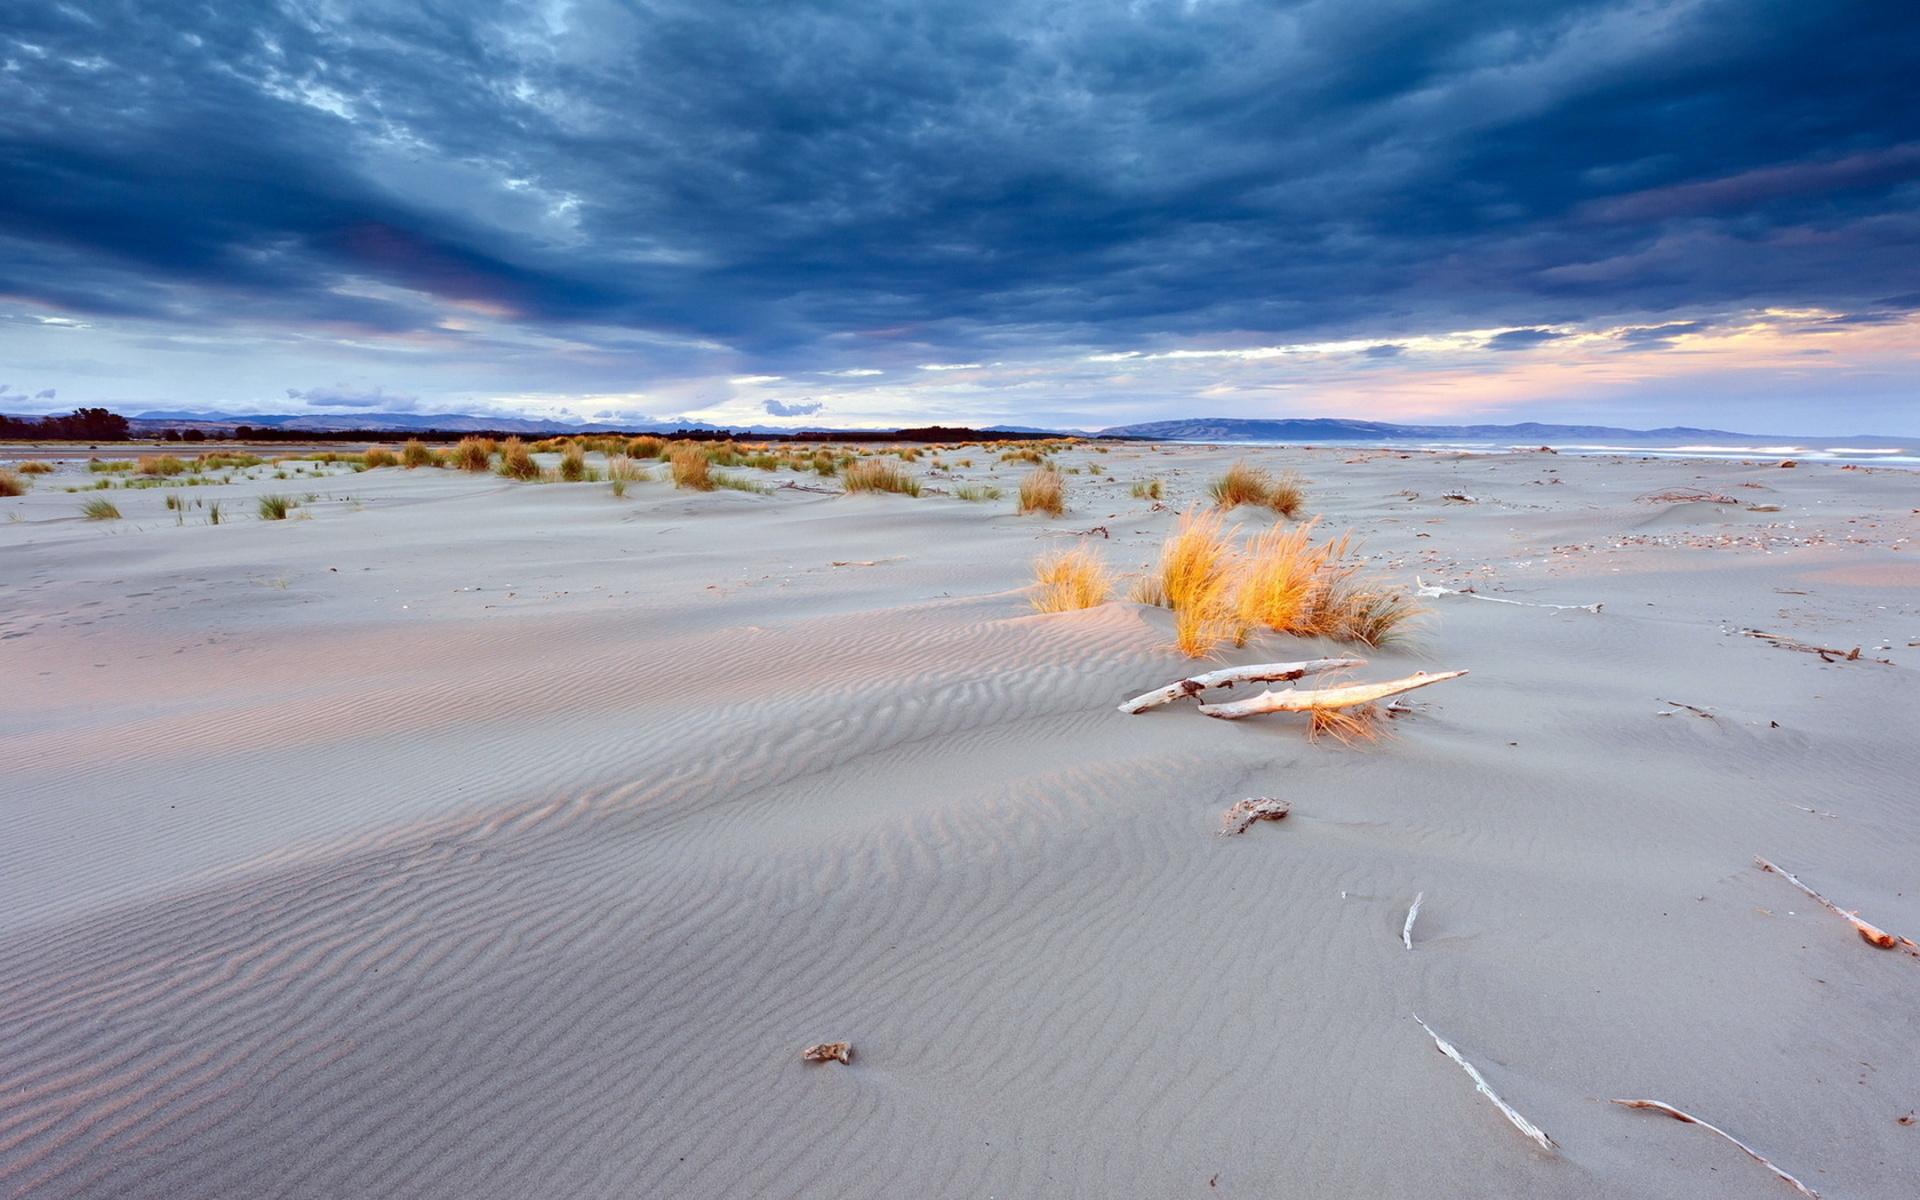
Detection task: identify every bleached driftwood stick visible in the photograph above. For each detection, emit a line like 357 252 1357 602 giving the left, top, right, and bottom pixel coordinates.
1416 576 1601 613
1402 892 1425 950
1198 670 1467 720
1611 1099 1820 1198
1413 1016 1555 1151
1218 797 1290 836
1754 857 1917 952
1118 658 1366 714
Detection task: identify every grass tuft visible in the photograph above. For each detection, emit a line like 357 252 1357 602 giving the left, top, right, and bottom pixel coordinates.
558 441 588 482
1130 478 1163 500
497 436 539 481
0 469 26 497
1031 546 1113 613
953 483 1001 502
257 493 296 520
451 437 494 472
81 497 122 520
137 454 189 477
627 435 666 459
401 439 434 468
843 458 921 495
1017 465 1064 516
16 461 54 475
1153 507 1240 658
1233 519 1330 643
669 443 715 490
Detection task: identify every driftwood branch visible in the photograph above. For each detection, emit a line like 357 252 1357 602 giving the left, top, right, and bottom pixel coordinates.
1118 658 1366 714
1402 892 1425 950
1413 1016 1555 1151
1742 629 1876 663
1416 576 1601 613
1218 797 1290 836
1198 670 1467 720
1754 857 1917 952
1611 1099 1819 1197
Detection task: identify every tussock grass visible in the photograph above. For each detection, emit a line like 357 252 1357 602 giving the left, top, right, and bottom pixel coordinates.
81 497 122 520
0 469 26 497
448 437 492 471
558 441 588 482
1208 460 1306 517
1000 446 1047 464
669 443 715 490
137 454 189 477
1309 571 1424 647
1017 465 1064 516
195 452 264 470
1130 478 1163 500
16 461 54 475
361 446 400 469
1233 520 1329 643
953 483 1001 502
257 494 296 520
843 458 921 496
401 439 434 468
1308 705 1384 744
714 472 771 494
1031 546 1113 613
206 500 222 525
89 458 133 473
497 436 539 481
627 435 666 459
1156 508 1241 657
811 452 840 476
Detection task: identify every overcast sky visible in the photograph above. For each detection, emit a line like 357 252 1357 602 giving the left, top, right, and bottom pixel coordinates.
3 1 1917 432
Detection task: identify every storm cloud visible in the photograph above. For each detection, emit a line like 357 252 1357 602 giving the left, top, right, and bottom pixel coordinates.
2 1 1917 428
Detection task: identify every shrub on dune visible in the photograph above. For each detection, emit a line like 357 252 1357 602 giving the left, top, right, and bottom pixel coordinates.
843 458 921 496
1031 546 1112 613
1018 466 1064 516
451 437 493 472
669 443 715 490
497 436 539 481
401 439 433 468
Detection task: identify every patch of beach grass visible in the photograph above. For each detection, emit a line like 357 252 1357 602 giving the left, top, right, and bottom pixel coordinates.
451 437 494 472
843 458 921 496
1031 546 1113 612
497 436 540 481
0 469 26 497
670 443 715 490
401 439 434 468
81 497 122 520
953 483 1001 502
1017 465 1064 516
257 493 296 520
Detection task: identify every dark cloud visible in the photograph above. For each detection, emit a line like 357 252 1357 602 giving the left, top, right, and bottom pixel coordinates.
1362 343 1405 358
1 1 1917 395
764 399 826 417
1485 328 1566 351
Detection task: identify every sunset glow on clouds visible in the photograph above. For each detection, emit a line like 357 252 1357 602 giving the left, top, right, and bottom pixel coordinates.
2 2 1917 431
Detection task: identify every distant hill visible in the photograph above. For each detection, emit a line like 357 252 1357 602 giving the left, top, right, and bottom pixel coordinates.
1095 417 1910 445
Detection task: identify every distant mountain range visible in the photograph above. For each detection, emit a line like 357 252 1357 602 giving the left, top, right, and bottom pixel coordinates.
129 410 1077 437
1095 417 1911 445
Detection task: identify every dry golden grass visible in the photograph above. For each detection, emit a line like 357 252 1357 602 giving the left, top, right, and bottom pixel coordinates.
1155 507 1241 658
0 469 26 497
81 497 122 520
842 458 921 495
1267 470 1306 518
1130 478 1162 500
669 443 715 490
401 439 433 468
1030 546 1113 612
361 445 400 469
1307 704 1385 743
1233 519 1329 642
16 461 54 475
450 437 493 471
559 441 588 482
1018 465 1064 516
1208 460 1306 517
1315 577 1424 647
496 436 539 480
627 435 666 459
136 454 189 477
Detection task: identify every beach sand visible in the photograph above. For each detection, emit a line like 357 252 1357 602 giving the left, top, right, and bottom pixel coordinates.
2 442 1916 1197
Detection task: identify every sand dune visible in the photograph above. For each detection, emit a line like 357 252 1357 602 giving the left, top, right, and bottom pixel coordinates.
2 443 1915 1197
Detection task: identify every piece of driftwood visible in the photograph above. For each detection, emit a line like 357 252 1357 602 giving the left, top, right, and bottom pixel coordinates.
1118 658 1366 714
1219 797 1290 836
1742 629 1872 663
1403 892 1425 950
1611 1099 1819 1198
802 1042 853 1064
1413 1016 1555 1151
1657 699 1715 719
1754 857 1917 952
1416 576 1602 613
1198 670 1467 720
1441 492 1477 503
1040 524 1110 538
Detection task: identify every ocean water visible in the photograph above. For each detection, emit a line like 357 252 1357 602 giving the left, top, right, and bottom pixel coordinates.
1207 439 1918 468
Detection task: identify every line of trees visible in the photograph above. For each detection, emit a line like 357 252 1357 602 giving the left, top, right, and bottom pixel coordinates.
0 407 131 440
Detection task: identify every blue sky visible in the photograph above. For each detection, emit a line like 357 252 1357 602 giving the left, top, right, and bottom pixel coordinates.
2 1 1917 431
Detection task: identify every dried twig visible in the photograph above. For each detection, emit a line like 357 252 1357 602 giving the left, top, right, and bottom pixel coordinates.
1218 797 1290 836
1413 1016 1555 1151
1611 1099 1819 1197
1657 699 1715 719
1040 524 1110 538
1416 576 1601 613
1198 670 1467 720
1754 857 1917 952
801 1041 853 1064
1742 629 1873 663
1118 658 1365 714
1402 892 1424 950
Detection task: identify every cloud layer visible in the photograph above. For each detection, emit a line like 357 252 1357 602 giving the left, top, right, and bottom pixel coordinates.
3 2 1917 429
